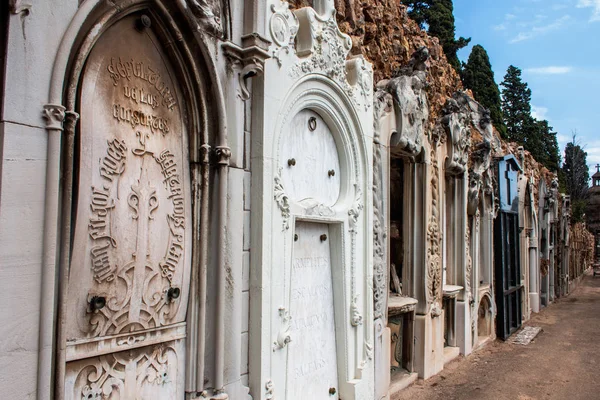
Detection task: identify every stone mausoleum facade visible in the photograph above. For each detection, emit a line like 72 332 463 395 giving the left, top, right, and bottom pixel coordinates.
0 1 593 399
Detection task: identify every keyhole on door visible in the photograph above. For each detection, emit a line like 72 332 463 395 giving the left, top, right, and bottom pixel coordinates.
329 387 336 395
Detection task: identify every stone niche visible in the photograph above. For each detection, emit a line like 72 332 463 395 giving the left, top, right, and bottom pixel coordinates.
249 1 374 399
64 12 192 399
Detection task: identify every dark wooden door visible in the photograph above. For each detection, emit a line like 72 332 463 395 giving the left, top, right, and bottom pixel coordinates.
494 156 523 340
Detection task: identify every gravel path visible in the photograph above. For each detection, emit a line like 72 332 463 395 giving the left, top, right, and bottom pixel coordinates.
393 271 600 400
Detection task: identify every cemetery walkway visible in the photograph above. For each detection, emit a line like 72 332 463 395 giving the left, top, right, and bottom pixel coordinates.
394 271 600 400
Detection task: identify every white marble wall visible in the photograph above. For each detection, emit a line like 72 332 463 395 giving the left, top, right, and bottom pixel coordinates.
0 2 76 398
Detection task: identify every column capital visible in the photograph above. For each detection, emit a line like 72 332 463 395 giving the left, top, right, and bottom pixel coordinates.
42 104 66 131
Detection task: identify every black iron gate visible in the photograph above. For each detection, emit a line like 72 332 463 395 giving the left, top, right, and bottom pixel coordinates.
494 155 523 340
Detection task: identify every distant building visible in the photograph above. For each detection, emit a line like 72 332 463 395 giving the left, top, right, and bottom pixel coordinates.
586 165 600 259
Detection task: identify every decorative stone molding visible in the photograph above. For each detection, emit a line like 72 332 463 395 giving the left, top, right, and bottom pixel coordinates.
42 104 66 131
351 295 363 327
274 169 291 230
290 4 372 109
222 34 272 100
380 47 429 157
269 2 300 66
265 379 275 399
273 307 292 351
440 92 472 176
348 185 364 233
427 142 443 316
187 0 224 36
349 184 364 327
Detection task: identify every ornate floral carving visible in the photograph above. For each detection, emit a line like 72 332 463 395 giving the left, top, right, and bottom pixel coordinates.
265 379 275 399
187 0 223 36
348 185 364 232
299 198 335 217
348 184 364 326
465 224 472 301
73 344 176 399
42 104 66 130
290 8 371 108
273 307 292 351
372 90 393 320
350 295 363 327
382 47 429 157
427 147 443 315
270 2 299 66
274 169 291 230
290 17 351 81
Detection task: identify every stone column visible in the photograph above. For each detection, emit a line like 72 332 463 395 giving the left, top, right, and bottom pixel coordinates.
529 235 540 313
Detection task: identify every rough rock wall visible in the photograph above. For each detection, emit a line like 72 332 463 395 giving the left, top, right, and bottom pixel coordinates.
570 222 595 275
288 0 462 122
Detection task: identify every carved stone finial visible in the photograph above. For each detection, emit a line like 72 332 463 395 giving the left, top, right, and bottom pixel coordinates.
42 104 66 131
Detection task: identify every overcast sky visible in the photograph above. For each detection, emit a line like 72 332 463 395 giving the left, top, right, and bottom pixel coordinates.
454 0 600 173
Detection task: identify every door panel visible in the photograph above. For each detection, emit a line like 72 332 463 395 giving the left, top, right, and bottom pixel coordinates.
65 13 192 398
287 222 339 399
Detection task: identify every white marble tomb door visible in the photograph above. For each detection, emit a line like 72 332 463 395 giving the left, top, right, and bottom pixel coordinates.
287 222 339 399
63 14 191 399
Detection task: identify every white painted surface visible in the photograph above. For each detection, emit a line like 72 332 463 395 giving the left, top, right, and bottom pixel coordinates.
280 110 341 206
287 222 339 399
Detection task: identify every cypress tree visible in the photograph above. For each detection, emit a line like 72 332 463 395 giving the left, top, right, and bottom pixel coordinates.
537 119 561 172
500 65 532 145
401 0 471 72
563 136 590 223
462 45 506 138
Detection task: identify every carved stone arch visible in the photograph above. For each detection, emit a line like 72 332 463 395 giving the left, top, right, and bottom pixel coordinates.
476 292 493 339
273 75 368 207
42 1 230 398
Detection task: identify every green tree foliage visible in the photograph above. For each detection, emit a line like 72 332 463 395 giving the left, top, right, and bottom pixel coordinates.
462 45 506 138
563 135 590 223
401 0 471 72
536 120 561 172
500 65 561 172
500 65 532 144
